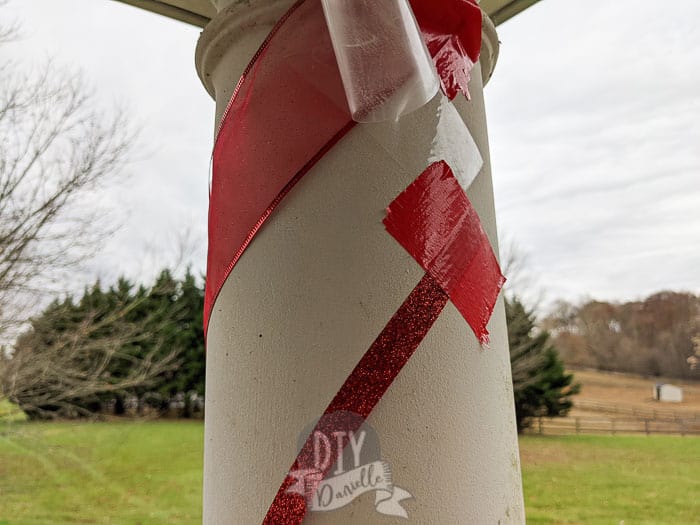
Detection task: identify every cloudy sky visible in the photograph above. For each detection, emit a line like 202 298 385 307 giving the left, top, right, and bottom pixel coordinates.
2 0 699 310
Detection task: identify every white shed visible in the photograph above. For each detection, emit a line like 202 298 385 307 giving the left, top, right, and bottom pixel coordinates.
653 383 683 403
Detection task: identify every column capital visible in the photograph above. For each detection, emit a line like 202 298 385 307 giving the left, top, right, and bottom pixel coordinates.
481 12 500 84
196 0 500 100
196 0 296 98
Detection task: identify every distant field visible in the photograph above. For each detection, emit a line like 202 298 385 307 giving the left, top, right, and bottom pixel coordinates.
1 421 698 524
527 369 700 436
570 368 700 415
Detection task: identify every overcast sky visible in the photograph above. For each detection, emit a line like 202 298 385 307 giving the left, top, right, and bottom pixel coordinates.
2 0 699 310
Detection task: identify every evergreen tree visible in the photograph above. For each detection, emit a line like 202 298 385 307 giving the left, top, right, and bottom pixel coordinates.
3 269 204 419
137 268 205 407
170 269 206 397
113 268 205 413
506 297 580 433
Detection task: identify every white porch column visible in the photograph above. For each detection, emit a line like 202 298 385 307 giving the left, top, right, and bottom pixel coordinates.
195 1 524 523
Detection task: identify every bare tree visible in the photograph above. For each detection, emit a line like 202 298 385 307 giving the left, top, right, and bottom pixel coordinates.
500 237 546 312
689 336 700 370
508 332 547 392
0 18 16 44
0 11 182 419
0 23 134 338
1 278 182 420
546 293 700 379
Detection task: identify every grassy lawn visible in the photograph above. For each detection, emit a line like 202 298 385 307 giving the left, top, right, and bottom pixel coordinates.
0 400 26 423
0 421 203 525
0 422 698 524
520 435 700 525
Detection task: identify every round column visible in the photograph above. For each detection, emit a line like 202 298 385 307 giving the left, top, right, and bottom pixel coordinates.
196 1 524 523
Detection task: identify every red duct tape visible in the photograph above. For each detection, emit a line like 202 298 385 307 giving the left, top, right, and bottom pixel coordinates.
411 0 482 100
383 160 505 344
204 0 482 333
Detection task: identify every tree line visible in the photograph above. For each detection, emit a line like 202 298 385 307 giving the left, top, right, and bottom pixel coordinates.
544 291 700 379
0 269 205 419
1 269 579 433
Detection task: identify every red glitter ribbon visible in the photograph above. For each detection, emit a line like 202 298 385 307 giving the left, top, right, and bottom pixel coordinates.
262 161 504 523
204 0 481 334
263 273 448 524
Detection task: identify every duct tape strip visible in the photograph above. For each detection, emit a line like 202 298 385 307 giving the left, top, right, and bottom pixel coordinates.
383 160 505 344
366 94 483 191
204 0 482 334
262 161 503 523
411 0 482 100
429 96 483 190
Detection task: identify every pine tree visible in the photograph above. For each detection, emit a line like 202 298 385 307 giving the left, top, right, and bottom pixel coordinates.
170 269 205 398
2 270 196 419
506 297 580 433
137 268 205 409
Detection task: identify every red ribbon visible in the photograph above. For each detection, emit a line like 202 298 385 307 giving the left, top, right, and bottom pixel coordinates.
204 0 353 335
204 0 481 335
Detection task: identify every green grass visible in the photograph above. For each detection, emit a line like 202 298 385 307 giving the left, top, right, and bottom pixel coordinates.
0 421 203 524
0 399 26 423
0 423 697 524
520 435 700 525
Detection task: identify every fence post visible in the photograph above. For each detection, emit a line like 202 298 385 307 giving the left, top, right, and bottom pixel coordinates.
538 417 543 436
575 417 581 435
680 420 686 437
611 419 616 436
644 419 650 436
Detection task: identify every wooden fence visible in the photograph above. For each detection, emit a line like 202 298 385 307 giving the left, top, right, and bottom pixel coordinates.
574 398 700 422
526 415 700 436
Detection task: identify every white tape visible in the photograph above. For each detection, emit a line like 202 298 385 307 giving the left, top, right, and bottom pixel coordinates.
429 96 483 193
363 95 482 194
